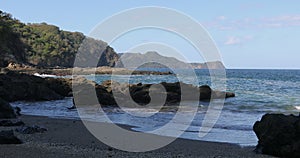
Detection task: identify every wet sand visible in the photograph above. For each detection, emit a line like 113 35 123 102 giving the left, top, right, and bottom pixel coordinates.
0 115 274 158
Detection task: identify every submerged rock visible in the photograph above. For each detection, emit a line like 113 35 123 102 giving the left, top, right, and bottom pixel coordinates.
0 98 16 118
253 113 300 158
0 130 22 144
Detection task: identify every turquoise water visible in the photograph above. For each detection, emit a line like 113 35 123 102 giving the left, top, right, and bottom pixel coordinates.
12 69 300 146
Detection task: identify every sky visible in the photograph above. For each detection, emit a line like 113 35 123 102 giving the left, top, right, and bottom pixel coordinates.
1 0 300 69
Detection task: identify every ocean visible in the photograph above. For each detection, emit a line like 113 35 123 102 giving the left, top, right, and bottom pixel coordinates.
11 69 300 146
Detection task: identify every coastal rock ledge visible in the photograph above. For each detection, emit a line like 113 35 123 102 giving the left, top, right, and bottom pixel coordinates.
0 71 235 107
0 71 72 102
74 79 235 107
254 113 300 158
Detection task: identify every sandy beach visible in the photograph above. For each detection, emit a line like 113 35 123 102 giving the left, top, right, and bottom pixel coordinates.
0 115 274 158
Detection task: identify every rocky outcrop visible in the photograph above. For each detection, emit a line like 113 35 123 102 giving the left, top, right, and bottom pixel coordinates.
0 71 74 118
44 77 73 97
0 71 234 108
0 97 16 118
74 79 235 107
0 71 72 102
0 130 22 144
253 114 300 158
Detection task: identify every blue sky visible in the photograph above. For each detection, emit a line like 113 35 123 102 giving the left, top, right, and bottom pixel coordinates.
1 0 300 69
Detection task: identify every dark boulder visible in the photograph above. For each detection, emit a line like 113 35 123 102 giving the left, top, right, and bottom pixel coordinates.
253 113 300 158
212 91 235 100
0 71 66 101
0 98 16 118
161 82 181 94
199 85 212 101
0 130 22 144
33 83 64 100
44 77 73 97
225 92 235 98
73 77 105 106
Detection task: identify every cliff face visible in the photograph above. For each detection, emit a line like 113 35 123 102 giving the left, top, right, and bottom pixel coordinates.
97 45 119 67
0 10 119 68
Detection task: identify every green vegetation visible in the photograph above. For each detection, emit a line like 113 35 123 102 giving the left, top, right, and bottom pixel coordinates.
0 10 118 68
0 11 25 67
20 23 85 67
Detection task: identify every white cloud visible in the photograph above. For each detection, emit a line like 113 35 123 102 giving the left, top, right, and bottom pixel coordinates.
224 36 241 45
203 14 300 30
217 16 226 21
260 15 300 28
224 35 254 45
219 26 234 30
266 15 300 22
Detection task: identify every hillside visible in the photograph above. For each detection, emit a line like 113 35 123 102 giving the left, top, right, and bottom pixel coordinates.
0 10 118 68
0 11 26 67
0 10 224 70
116 51 189 68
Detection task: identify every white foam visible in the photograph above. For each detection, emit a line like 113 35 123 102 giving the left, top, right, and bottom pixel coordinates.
294 106 300 110
33 73 57 78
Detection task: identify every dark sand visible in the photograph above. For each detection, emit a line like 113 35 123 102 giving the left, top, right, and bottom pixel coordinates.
0 115 274 158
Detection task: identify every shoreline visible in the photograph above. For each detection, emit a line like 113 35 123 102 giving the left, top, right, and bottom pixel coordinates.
2 67 174 76
0 115 274 158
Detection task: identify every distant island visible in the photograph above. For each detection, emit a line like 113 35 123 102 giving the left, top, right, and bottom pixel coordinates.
117 51 225 69
0 10 225 70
